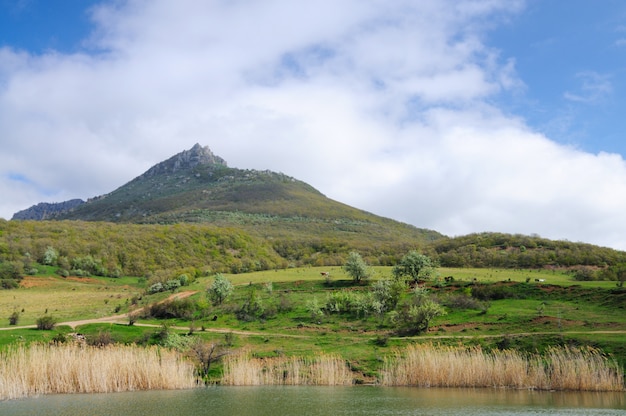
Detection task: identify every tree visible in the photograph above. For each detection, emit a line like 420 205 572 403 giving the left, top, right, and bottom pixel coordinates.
207 273 234 305
343 251 370 283
392 251 435 283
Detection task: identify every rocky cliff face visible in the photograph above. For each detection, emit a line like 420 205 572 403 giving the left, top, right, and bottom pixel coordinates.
11 199 85 220
140 143 227 178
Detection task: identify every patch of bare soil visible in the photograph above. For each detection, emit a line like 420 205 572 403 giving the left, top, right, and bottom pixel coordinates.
19 276 56 288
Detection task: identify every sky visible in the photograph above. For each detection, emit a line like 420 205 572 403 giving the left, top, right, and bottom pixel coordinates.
2 0 626 250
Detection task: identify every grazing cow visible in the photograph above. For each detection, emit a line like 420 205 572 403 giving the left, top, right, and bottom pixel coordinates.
320 272 330 277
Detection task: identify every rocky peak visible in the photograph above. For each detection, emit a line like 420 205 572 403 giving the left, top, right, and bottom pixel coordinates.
141 144 227 178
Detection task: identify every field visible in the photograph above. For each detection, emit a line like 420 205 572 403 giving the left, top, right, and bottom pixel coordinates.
0 266 624 387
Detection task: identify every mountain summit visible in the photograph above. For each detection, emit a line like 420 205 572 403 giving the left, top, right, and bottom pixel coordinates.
141 143 227 178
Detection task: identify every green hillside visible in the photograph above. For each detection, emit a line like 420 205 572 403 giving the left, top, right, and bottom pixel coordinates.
6 144 626 281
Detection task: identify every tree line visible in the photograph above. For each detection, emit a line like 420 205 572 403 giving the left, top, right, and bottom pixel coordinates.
2 221 626 288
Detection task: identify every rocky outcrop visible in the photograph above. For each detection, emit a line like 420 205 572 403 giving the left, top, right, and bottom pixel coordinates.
140 143 227 178
11 199 85 220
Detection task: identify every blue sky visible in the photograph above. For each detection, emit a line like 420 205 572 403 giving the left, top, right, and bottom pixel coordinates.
2 0 626 250
488 0 626 156
0 0 99 52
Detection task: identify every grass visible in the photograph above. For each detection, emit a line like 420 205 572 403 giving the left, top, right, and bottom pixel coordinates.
0 343 197 400
0 275 144 327
222 351 352 386
380 343 624 391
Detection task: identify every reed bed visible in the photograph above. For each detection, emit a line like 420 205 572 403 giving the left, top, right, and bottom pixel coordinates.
222 352 353 386
380 343 624 391
0 343 197 400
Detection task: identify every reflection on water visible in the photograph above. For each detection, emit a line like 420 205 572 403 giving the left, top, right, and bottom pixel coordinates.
1 386 625 416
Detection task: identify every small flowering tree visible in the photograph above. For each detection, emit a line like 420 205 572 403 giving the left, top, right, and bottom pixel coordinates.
343 251 371 283
207 273 234 305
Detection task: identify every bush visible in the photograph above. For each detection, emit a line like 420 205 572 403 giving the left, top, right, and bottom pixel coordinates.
443 294 485 310
164 279 181 291
0 261 23 284
1 279 19 289
391 297 446 335
144 298 199 320
470 284 518 301
571 266 597 281
36 315 57 330
147 282 164 294
87 330 115 347
8 311 19 325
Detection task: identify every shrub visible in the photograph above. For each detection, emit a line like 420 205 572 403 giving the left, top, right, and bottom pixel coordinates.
471 283 518 301
8 311 19 325
36 315 57 330
391 298 446 335
147 282 164 294
0 261 23 283
571 266 597 281
443 293 485 310
236 289 266 321
164 279 181 291
178 274 190 286
144 298 198 320
42 246 58 266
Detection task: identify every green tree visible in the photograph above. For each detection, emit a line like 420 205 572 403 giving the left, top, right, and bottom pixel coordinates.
392 298 446 335
343 251 370 283
207 273 234 305
392 251 435 283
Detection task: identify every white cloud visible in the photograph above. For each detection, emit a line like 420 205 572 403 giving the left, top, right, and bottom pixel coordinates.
2 0 626 250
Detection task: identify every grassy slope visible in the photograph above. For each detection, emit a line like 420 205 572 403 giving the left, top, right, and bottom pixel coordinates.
1 267 624 380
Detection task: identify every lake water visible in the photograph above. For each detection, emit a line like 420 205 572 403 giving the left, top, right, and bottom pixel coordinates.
1 386 625 415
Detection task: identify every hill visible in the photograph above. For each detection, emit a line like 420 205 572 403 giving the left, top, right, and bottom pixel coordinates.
4 144 443 278
7 144 626 278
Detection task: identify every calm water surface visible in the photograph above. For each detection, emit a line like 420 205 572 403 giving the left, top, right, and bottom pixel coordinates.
1 386 625 416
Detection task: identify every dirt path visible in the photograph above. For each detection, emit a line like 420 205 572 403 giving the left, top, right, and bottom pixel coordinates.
0 291 199 331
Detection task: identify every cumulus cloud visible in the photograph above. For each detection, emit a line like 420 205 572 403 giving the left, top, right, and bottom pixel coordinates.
2 0 626 250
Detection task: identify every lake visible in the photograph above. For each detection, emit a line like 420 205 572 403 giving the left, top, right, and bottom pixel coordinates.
1 386 625 415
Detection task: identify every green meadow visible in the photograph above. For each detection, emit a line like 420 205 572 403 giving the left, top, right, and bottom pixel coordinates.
1 266 623 385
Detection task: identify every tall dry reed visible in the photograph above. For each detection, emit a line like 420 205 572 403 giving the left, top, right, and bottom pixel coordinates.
380 343 624 391
222 352 352 386
0 343 197 400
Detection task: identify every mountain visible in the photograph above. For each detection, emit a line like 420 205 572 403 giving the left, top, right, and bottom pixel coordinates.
12 199 85 220
8 145 626 272
15 144 443 258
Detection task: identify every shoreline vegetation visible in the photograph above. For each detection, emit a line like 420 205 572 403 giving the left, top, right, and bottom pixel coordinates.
380 343 624 391
2 342 621 401
222 343 623 391
0 343 196 401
